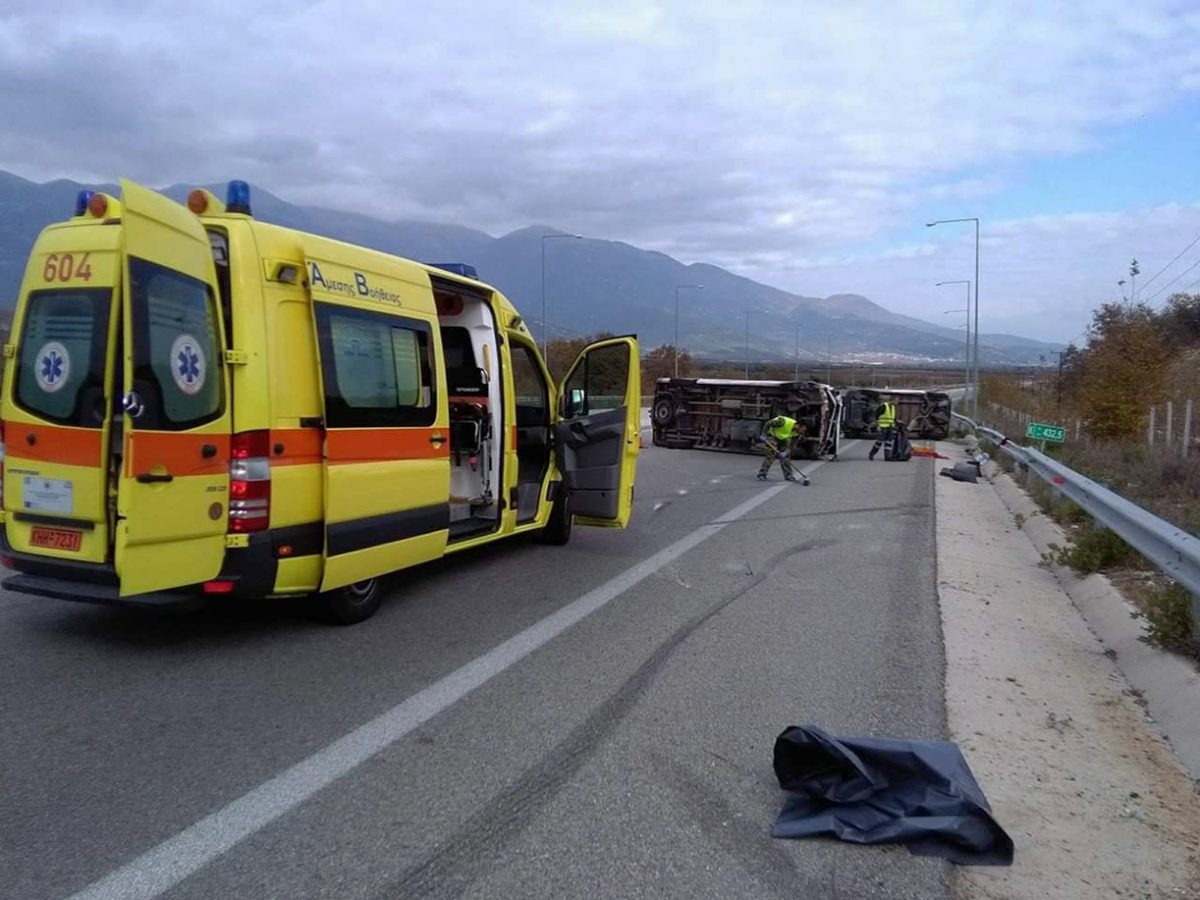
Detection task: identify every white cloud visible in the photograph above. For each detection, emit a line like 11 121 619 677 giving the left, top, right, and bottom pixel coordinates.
0 0 1198 341
768 202 1200 342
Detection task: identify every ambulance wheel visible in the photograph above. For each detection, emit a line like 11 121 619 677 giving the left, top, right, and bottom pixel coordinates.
539 489 573 546
319 578 382 625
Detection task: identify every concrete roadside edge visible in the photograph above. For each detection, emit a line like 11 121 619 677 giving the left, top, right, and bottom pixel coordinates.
985 460 1200 781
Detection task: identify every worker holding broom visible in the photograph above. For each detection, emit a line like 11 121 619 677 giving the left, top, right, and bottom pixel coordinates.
757 414 811 484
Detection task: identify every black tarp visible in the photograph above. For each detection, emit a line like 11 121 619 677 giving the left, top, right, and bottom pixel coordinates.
772 725 1013 865
884 424 913 461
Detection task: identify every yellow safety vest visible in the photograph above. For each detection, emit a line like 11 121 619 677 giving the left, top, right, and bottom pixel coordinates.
767 416 798 440
878 402 897 428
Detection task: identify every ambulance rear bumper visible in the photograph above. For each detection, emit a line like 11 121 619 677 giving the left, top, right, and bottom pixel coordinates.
1 572 204 610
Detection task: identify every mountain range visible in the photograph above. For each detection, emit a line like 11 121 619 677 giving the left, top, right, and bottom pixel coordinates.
0 171 1061 365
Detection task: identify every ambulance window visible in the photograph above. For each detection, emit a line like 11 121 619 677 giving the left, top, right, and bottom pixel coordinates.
563 342 630 417
128 257 224 430
510 343 548 425
206 228 233 346
14 288 111 427
315 304 436 428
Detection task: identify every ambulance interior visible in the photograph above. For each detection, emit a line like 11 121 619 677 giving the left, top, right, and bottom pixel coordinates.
435 281 504 539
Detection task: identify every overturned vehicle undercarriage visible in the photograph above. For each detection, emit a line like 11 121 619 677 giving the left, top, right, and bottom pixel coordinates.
840 388 953 440
651 379 842 460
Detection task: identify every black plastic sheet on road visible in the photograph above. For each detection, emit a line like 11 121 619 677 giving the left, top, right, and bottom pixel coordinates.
772 725 1013 865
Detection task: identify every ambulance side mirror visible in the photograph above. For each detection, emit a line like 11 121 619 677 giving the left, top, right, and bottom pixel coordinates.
565 388 586 418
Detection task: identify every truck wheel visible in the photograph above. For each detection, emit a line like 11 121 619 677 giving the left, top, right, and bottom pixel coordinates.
539 489 572 545
318 578 382 625
652 397 676 426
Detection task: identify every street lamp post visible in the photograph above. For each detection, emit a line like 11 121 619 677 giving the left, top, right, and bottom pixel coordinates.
927 217 980 418
673 284 703 377
937 280 972 398
540 233 581 354
743 310 762 379
793 323 802 381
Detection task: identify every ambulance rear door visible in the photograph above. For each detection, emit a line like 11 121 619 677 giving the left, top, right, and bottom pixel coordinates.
3 223 120 565
308 263 451 591
115 179 232 596
555 336 640 528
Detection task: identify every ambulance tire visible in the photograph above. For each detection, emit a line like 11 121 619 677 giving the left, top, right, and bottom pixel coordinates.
318 578 382 625
539 489 573 546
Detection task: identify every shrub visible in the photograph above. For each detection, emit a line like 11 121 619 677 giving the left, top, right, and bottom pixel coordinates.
1141 584 1196 655
1054 523 1141 574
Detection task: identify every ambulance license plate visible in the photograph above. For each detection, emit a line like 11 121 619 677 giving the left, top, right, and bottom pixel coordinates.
29 526 82 552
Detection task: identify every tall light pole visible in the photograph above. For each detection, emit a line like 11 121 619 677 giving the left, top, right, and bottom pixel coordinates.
793 323 802 381
927 217 980 418
540 233 581 354
743 310 762 379
673 284 703 377
937 280 971 397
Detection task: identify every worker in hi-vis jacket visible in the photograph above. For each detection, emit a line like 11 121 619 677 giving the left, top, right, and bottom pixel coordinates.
868 400 898 460
757 415 810 484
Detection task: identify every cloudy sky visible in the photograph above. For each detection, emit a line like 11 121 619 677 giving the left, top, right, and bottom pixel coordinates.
2 0 1199 342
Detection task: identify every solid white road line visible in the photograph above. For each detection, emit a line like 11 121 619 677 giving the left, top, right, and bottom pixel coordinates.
72 463 833 900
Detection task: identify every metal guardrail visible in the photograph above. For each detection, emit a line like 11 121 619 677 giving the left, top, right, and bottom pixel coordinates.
952 412 1200 625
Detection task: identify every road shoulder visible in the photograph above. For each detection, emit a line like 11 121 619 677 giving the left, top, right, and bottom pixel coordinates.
934 446 1200 899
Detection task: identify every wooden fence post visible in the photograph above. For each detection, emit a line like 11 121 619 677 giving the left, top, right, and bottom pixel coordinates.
1184 399 1193 460
1075 419 1081 440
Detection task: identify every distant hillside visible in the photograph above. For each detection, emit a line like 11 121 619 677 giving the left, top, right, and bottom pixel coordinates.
0 171 1062 365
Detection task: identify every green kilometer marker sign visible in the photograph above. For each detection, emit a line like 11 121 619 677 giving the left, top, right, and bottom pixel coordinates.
1026 422 1066 443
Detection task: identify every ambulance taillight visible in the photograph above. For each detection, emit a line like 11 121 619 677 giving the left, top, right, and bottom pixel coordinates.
228 430 270 533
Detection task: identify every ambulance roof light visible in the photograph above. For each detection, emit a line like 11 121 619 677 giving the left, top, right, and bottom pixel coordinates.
430 262 478 279
74 190 95 216
226 180 251 215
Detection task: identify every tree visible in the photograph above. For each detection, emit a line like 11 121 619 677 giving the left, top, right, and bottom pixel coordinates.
641 344 692 383
1158 293 1200 351
1076 303 1167 439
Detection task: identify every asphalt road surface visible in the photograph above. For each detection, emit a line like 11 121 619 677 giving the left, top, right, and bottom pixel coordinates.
1 439 950 900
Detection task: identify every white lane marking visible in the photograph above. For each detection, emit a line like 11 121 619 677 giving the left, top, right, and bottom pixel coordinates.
70 467 832 900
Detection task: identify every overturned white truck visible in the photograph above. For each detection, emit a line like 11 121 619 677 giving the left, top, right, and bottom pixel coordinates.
651 378 842 460
840 388 953 440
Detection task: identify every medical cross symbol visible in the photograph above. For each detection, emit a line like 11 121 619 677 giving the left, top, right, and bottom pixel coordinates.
41 350 64 385
177 344 201 386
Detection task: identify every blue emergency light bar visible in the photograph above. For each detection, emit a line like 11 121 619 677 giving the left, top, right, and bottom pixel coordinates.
74 190 95 216
226 180 251 215
429 263 479 279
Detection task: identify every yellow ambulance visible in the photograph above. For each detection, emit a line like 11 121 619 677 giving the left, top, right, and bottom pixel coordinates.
0 179 640 623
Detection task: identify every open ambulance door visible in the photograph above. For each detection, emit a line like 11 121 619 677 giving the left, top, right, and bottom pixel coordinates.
555 335 640 528
308 283 451 592
116 179 232 596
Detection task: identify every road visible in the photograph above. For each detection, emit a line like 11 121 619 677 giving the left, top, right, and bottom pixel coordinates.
1 439 950 900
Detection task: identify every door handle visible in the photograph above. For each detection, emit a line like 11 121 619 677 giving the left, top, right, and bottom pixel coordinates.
136 473 174 484
201 443 218 458
429 433 446 445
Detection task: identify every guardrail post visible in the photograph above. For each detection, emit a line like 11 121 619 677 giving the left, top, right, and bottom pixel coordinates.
1075 419 1081 440
1184 400 1193 460
1166 401 1174 448
1148 406 1156 448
